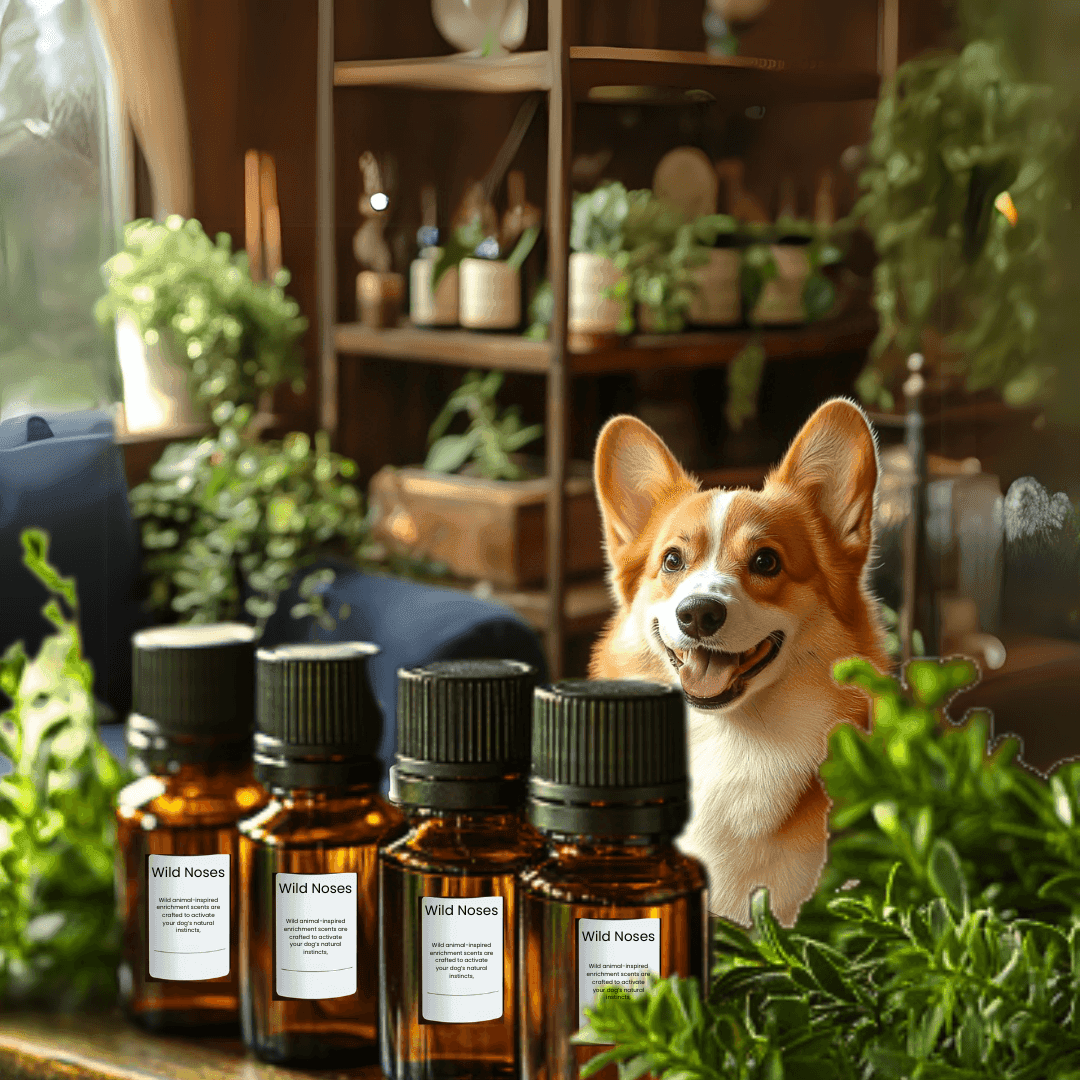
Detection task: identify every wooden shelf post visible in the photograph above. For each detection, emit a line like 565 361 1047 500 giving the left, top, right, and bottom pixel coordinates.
316 0 337 441
545 0 573 680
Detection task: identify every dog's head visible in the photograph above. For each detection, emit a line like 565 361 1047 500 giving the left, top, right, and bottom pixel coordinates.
593 398 882 713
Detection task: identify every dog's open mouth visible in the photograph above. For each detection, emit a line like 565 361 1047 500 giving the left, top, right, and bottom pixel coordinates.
653 621 784 709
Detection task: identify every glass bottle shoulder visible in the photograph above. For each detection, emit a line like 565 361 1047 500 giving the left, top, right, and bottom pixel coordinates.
116 766 267 830
380 808 546 876
238 786 403 850
518 838 708 906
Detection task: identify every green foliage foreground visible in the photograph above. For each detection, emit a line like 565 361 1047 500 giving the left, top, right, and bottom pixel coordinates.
0 532 128 1008
578 657 1080 1078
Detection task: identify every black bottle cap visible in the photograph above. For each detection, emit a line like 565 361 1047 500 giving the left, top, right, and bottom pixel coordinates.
253 642 382 789
390 659 537 811
126 623 258 772
527 679 689 838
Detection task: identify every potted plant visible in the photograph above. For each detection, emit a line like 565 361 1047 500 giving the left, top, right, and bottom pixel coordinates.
619 192 735 334
685 214 743 328
723 219 846 432
94 216 308 428
567 181 632 340
853 31 1073 412
432 209 541 332
95 215 438 630
368 370 604 588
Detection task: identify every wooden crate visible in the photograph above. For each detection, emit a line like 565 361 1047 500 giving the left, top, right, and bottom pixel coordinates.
368 463 604 588
368 461 769 590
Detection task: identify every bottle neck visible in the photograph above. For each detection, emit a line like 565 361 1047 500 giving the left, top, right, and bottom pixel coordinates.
544 832 679 857
268 781 380 807
150 756 254 783
402 804 524 827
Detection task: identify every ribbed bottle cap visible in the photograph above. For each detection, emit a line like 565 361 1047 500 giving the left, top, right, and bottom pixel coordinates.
390 659 537 810
127 624 257 771
527 679 689 837
253 642 382 789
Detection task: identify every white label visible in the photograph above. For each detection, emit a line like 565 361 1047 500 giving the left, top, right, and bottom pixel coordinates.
274 873 358 999
147 854 230 980
421 895 504 1022
577 918 661 1029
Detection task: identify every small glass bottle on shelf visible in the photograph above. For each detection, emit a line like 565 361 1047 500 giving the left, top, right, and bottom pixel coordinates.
115 624 266 1034
379 659 543 1080
519 680 710 1080
238 642 402 1067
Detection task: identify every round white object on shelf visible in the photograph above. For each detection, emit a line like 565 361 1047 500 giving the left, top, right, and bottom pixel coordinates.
652 146 719 220
431 0 528 54
706 0 772 21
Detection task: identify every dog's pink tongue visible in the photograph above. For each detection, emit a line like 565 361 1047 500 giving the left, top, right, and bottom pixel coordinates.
678 649 739 699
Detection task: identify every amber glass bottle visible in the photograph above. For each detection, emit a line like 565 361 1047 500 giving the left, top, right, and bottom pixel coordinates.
519 680 709 1080
379 659 544 1080
238 642 402 1066
115 623 266 1034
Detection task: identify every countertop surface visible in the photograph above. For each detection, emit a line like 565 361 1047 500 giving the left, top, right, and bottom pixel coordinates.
0 1013 383 1080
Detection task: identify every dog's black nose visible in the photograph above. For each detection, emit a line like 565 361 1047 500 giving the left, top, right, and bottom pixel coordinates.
676 596 727 639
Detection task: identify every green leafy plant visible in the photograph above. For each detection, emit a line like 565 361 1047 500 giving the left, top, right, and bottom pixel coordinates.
0 530 129 1009
581 885 1080 1079
132 402 373 627
570 181 634 258
424 370 543 481
617 193 737 334
854 34 1073 413
94 215 308 413
433 218 540 287
727 220 847 430
575 654 1080 1078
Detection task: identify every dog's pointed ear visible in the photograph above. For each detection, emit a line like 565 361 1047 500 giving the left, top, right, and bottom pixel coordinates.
770 398 879 563
594 415 697 559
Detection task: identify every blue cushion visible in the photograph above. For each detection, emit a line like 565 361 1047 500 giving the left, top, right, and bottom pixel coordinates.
260 557 548 772
0 410 145 720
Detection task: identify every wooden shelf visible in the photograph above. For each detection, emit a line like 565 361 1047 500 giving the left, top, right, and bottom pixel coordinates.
333 310 877 376
334 47 879 105
335 323 551 374
335 50 550 93
569 47 880 105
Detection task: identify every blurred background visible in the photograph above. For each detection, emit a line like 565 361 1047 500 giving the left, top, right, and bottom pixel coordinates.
1 0 1078 770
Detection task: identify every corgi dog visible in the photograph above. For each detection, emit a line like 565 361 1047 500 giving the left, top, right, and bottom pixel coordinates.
590 398 890 927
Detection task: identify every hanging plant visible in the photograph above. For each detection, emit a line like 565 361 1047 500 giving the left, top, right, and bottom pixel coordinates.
854 37 1072 411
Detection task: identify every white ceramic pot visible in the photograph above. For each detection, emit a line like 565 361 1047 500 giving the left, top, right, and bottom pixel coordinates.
115 311 200 433
688 248 741 326
752 244 810 325
410 254 459 327
569 252 626 335
459 258 521 330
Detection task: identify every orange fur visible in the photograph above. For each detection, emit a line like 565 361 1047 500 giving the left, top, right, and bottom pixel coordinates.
590 399 889 926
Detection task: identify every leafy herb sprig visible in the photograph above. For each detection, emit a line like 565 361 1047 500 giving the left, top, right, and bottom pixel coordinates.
424 370 543 480
577 655 1080 1078
580 882 1080 1079
0 530 129 1009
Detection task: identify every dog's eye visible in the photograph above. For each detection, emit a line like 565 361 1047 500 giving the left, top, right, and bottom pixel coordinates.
750 547 781 576
662 549 684 573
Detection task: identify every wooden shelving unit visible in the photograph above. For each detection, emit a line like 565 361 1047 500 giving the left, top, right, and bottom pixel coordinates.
334 310 877 377
315 1 885 678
